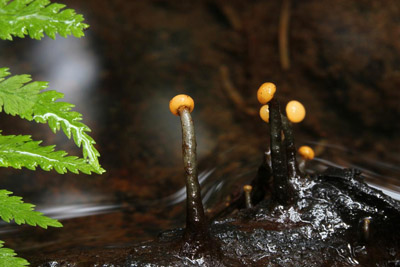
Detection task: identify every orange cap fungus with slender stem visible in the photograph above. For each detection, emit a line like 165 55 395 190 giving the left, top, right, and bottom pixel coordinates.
286 100 306 123
298 146 315 160
259 105 270 123
257 82 276 104
243 185 253 193
169 94 194 116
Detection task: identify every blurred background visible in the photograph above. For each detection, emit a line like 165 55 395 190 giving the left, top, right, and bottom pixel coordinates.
0 0 399 259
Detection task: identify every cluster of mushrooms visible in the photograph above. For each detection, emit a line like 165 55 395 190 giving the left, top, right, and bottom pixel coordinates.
168 82 314 257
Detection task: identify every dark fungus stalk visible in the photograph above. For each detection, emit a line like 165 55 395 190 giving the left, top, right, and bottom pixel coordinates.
281 115 300 180
269 99 297 205
169 94 214 256
284 100 308 180
257 84 307 206
179 107 208 235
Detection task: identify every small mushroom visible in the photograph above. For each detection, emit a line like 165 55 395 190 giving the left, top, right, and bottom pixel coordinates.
169 94 210 250
298 145 315 173
286 100 306 123
243 185 253 208
257 82 276 104
298 146 315 160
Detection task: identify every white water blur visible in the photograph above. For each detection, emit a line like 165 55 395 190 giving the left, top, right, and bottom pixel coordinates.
312 157 400 201
161 168 216 206
305 139 400 201
162 139 400 207
39 203 121 220
0 203 120 234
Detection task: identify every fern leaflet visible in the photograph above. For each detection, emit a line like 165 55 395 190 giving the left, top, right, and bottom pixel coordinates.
0 241 29 267
0 133 98 174
0 0 89 40
0 68 46 119
0 190 62 228
0 68 104 174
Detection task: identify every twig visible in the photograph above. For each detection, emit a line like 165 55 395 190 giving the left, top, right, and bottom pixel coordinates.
279 0 291 70
219 65 257 116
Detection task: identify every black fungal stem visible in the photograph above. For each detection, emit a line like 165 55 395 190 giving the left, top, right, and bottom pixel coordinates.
281 115 301 180
268 99 297 206
250 152 272 205
178 107 209 239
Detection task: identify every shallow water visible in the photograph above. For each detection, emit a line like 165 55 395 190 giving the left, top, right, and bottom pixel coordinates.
1 141 399 256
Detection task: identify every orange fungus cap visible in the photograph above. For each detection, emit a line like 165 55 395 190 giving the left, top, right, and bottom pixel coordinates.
257 82 276 104
169 94 194 116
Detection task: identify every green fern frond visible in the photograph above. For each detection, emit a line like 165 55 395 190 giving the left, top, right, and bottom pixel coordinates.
0 68 104 174
0 241 29 267
0 190 62 228
0 0 89 40
0 133 98 174
0 68 47 119
32 90 103 172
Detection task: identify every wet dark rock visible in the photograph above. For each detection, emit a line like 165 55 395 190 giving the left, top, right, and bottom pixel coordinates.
36 167 400 266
